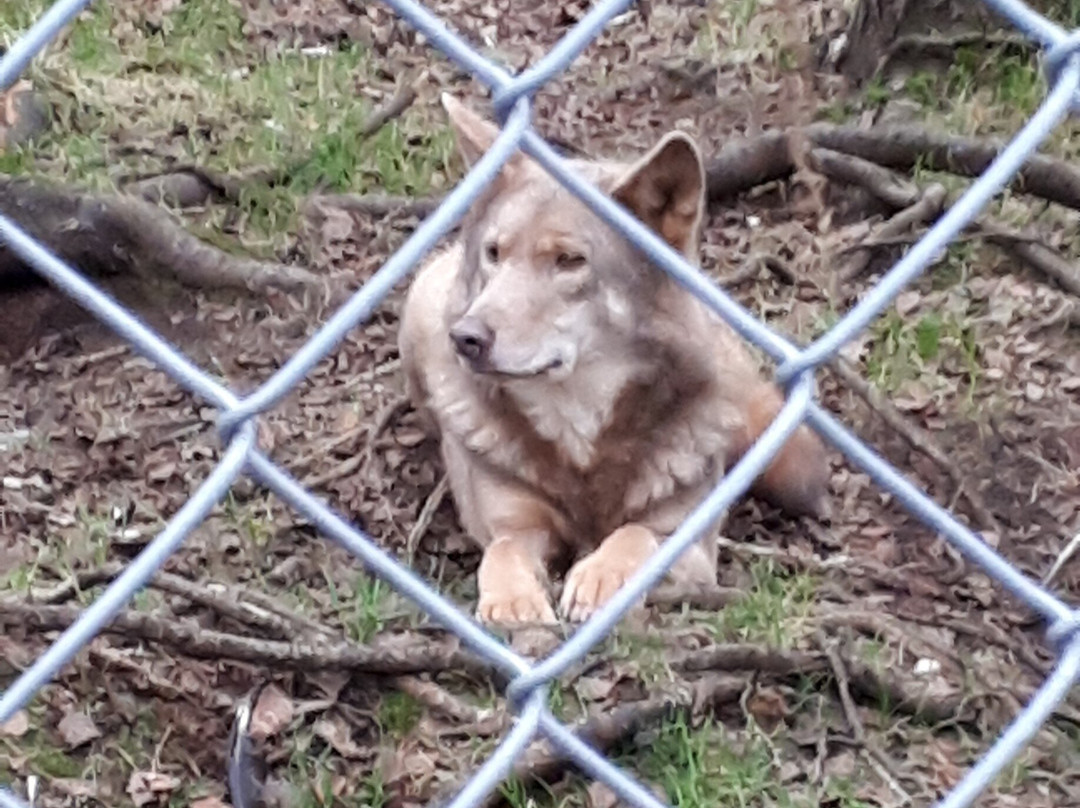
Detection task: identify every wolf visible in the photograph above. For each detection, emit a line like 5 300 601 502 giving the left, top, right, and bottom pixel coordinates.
397 94 830 626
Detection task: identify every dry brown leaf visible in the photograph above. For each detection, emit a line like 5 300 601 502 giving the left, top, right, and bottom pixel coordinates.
57 710 101 749
576 675 618 701
249 684 294 742
926 738 965 791
314 715 366 759
0 710 29 737
586 781 620 808
746 687 791 731
127 771 180 807
52 779 98 799
191 796 230 808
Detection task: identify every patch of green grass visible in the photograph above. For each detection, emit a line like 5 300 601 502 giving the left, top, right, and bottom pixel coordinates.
694 0 766 58
30 747 84 779
904 71 940 109
865 310 926 391
1039 0 1080 26
944 46 983 102
995 753 1038 791
620 714 880 808
498 774 565 808
631 714 779 808
377 692 422 740
931 241 976 290
112 707 160 773
711 560 816 647
163 0 248 59
222 494 275 548
865 307 982 398
0 146 34 176
816 98 859 124
863 76 891 110
940 43 1044 111
606 630 670 684
820 778 876 808
324 571 391 644
988 54 1044 115
807 303 841 341
281 727 388 808
1 560 39 593
3 0 454 257
65 3 121 69
0 0 53 36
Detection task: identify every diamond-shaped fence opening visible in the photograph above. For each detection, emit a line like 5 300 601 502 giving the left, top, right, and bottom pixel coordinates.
1 1 1079 807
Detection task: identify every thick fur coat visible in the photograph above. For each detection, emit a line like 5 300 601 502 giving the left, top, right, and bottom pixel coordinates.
397 95 830 626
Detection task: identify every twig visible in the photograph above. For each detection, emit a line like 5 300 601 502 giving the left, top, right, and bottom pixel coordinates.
717 254 793 287
818 632 911 803
392 675 496 728
27 562 338 640
806 144 1080 302
672 643 823 676
1042 531 1080 586
673 640 963 724
233 588 338 638
0 600 490 678
301 396 407 489
406 474 448 565
813 607 963 672
646 586 742 611
358 80 419 138
829 358 1002 534
123 165 252 208
887 31 1033 62
980 222 1080 297
120 122 1080 225
150 574 305 640
1034 298 1080 329
714 535 847 573
819 633 866 743
304 193 441 220
287 425 368 477
838 183 948 281
809 147 920 209
27 564 125 604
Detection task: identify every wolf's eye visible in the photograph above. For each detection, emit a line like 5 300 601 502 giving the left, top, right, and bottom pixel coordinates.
484 242 500 263
556 252 587 271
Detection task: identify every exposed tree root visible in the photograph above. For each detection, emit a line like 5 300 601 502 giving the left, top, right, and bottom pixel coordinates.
0 176 323 295
704 123 1080 212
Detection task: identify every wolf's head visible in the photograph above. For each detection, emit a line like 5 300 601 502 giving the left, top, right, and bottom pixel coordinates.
440 95 706 384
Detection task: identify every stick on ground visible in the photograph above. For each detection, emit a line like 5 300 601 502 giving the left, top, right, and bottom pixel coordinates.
838 183 947 281
0 600 489 678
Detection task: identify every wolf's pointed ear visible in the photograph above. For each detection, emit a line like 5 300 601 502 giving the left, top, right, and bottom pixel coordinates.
441 93 503 167
610 131 706 256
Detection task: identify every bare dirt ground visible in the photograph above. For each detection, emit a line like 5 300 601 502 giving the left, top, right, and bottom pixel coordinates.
2 0 1080 807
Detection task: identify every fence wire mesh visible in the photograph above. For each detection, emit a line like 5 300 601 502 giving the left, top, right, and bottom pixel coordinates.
1 1 1079 807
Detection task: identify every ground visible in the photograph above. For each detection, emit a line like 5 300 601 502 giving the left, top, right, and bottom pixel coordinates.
1 0 1080 807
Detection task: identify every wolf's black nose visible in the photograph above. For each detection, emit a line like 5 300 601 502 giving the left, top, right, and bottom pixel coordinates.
450 318 494 364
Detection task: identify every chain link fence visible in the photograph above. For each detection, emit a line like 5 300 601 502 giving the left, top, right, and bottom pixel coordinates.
2 0 1079 806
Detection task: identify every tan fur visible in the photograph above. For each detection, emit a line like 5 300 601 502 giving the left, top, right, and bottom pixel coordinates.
397 95 831 626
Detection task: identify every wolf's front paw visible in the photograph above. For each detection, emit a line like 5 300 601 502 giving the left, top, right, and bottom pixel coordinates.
558 525 659 622
477 580 558 627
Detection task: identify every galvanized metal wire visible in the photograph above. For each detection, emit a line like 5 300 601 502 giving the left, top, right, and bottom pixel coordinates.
2 1 1080 807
